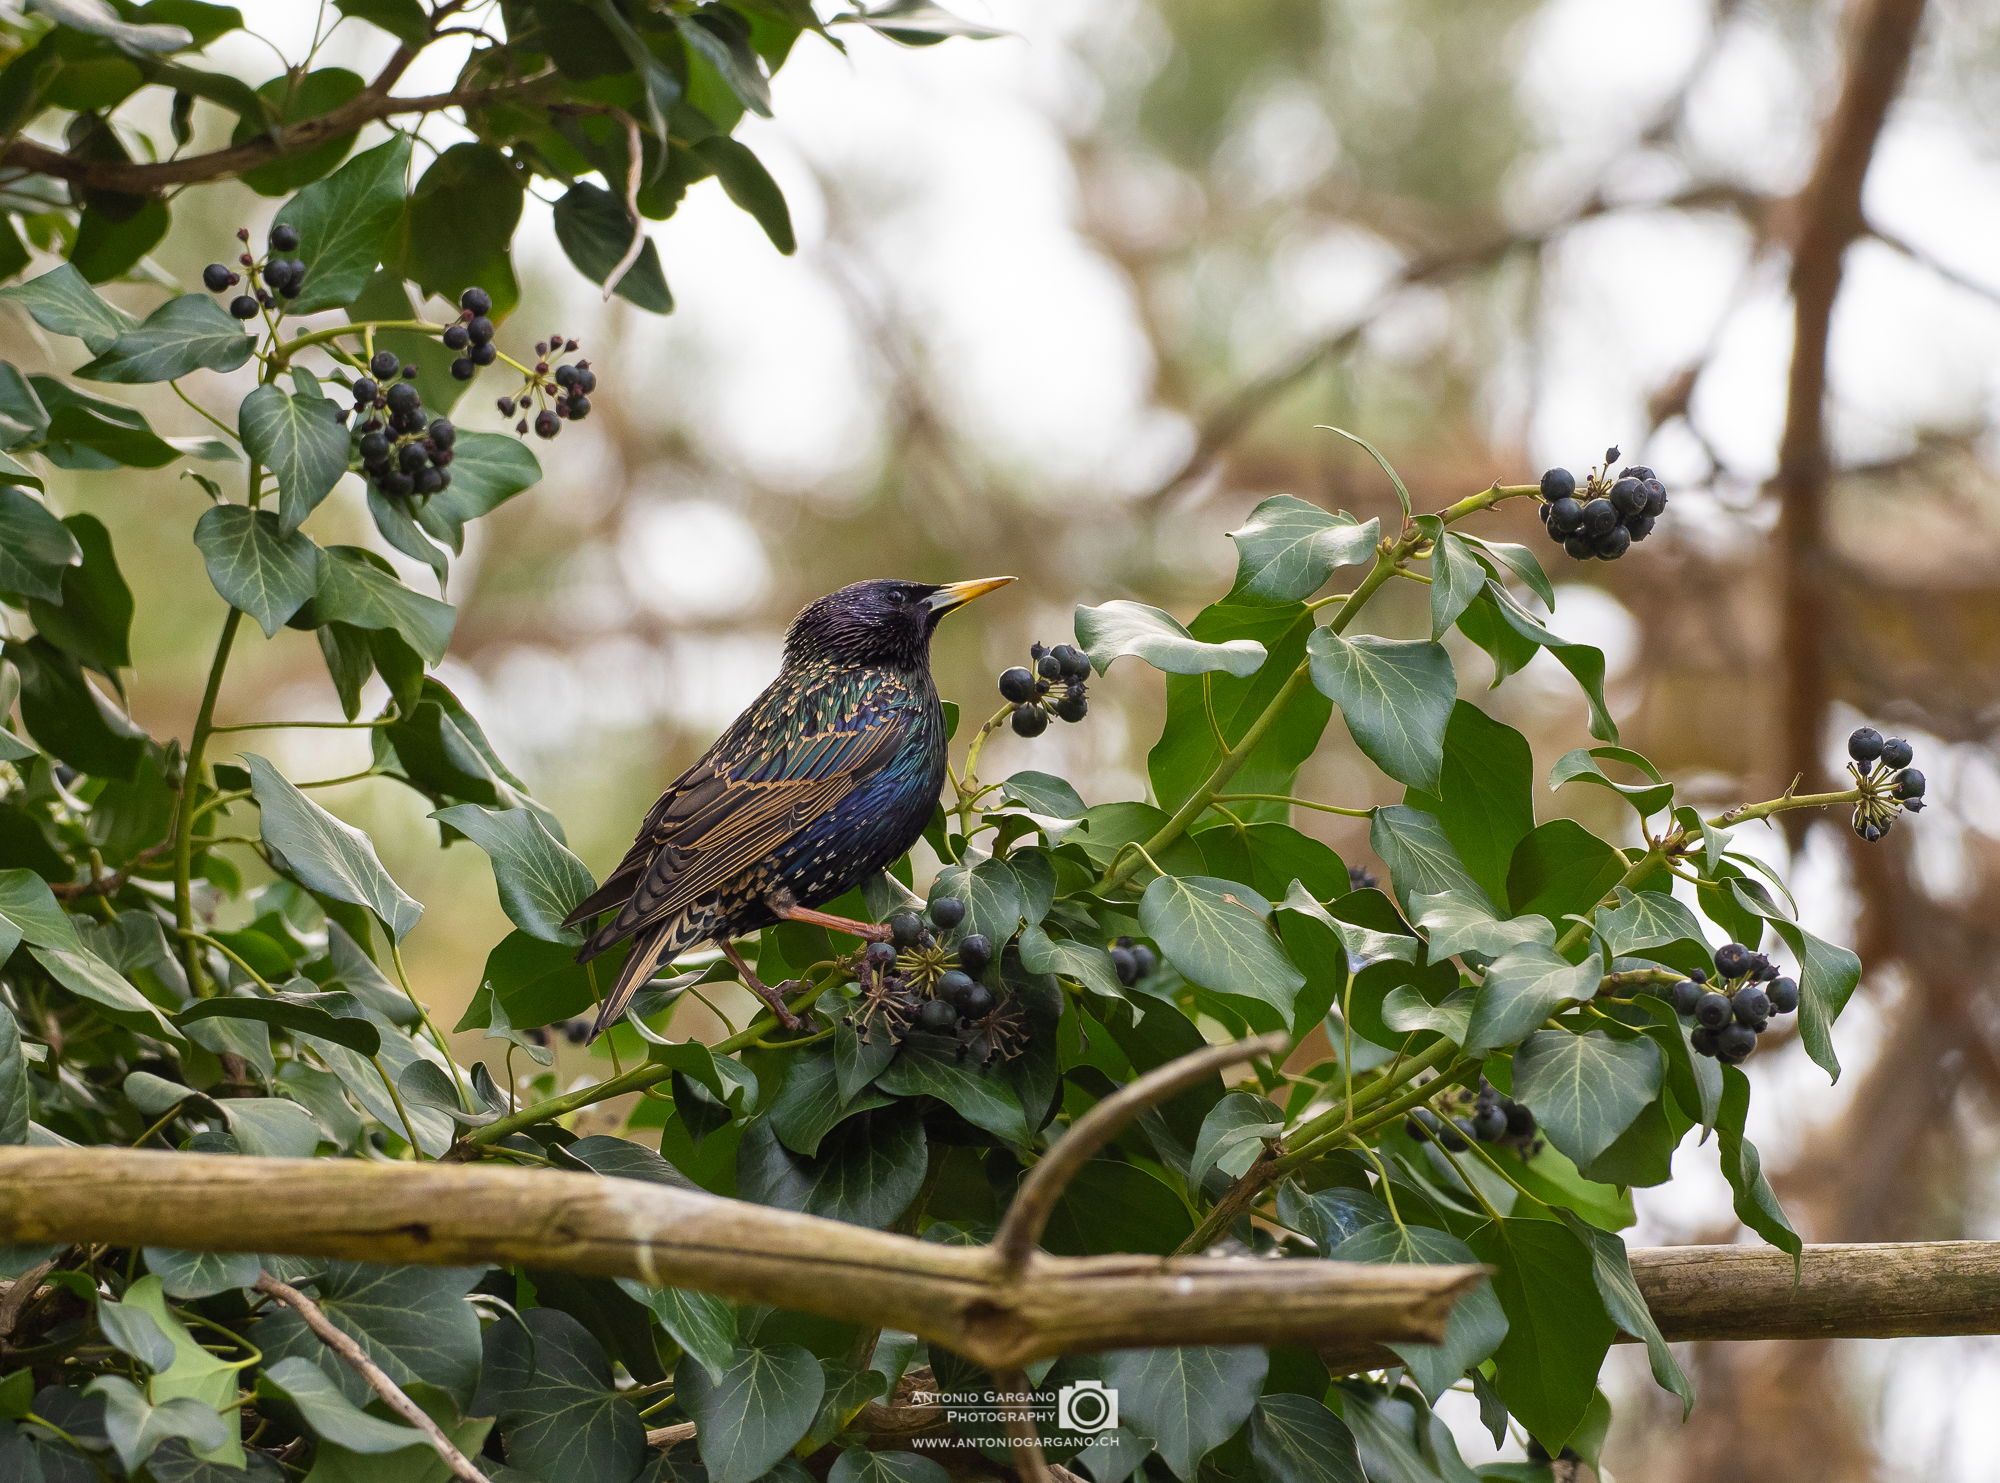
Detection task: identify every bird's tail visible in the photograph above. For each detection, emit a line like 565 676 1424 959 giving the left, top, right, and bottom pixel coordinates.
586 917 703 1042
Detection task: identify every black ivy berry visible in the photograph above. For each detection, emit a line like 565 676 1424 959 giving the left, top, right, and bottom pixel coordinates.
929 896 966 930
1714 942 1752 978
916 998 959 1033
1541 453 1668 561
460 286 492 317
1715 1023 1757 1063
1111 945 1137 985
1050 643 1090 681
1895 769 1925 800
1734 985 1771 1024
1540 467 1576 502
368 349 399 380
269 222 300 252
1879 737 1914 770
229 295 258 319
567 394 591 420
1769 976 1799 1014
470 341 497 367
1694 991 1732 1029
442 323 470 351
956 934 991 976
1670 980 1702 1015
202 263 235 292
1011 705 1049 738
863 940 897 972
386 381 421 416
534 409 560 439
429 418 455 449
351 378 377 406
466 316 495 346
1004 641 1088 735
998 666 1036 702
1849 727 1883 763
888 910 925 948
959 983 995 1019
451 357 475 381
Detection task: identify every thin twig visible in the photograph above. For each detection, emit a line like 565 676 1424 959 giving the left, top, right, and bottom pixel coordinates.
604 108 648 300
992 1032 1287 1272
998 1368 1053 1483
254 1272 492 1483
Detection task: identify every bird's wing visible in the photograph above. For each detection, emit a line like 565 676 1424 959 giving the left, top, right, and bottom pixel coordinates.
568 674 917 950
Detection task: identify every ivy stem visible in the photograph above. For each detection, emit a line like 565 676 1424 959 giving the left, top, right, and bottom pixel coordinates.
210 718 397 732
1436 482 1541 524
174 593 252 993
952 703 1016 846
389 940 474 1114
1210 792 1375 819
269 319 438 368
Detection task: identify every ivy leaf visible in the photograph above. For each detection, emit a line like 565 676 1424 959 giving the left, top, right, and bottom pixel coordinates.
432 804 595 945
1248 1393 1366 1483
736 1105 927 1229
1139 874 1305 1026
767 1044 892 1156
1508 819 1626 922
141 1248 262 1301
679 11 774 116
552 182 673 312
414 432 541 551
272 131 412 314
696 136 796 255
829 1448 952 1483
309 547 455 664
1511 1029 1663 1166
833 1 1009 43
86 1375 235 1474
1017 924 1123 998
239 384 349 535
27 514 131 681
1307 629 1455 791
1553 1208 1694 1417
1412 891 1552 962
1225 495 1378 602
32 375 189 469
29 940 178 1038
997 770 1086 823
1368 806 1492 916
193 506 322 637
9 636 147 777
0 1002 26 1146
1598 888 1707 958
335 0 429 46
0 262 133 352
1188 1091 1282 1187
1763 919 1861 1083
682 1343 826 1483
255 1263 485 1411
1277 881 1417 971
1428 528 1486 639
1716 1064 1800 1256
928 856 1023 945
1379 982 1475 1043
1468 1218 1616 1453
618 1279 737 1386
244 753 423 940
397 142 523 317
1331 1222 1505 1402
211 1096 323 1157
177 994 381 1055
1100 1346 1267 1481
479 1307 645 1483
0 488 81 603
1428 701 1535 909
74 295 252 383
875 1038 1030 1150
1476 581 1617 742
1464 941 1598 1055
1550 746 1674 818
259 1356 428 1454
1075 600 1267 677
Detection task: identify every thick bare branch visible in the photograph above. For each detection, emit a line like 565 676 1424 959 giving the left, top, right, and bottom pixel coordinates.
0 1146 1479 1370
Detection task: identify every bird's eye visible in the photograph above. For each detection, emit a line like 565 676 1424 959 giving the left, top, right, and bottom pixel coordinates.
888 588 907 605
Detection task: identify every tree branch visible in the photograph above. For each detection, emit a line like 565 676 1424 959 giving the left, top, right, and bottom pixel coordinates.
254 1272 492 1483
0 1146 1481 1369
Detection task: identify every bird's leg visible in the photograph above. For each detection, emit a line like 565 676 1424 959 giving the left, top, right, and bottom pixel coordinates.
770 902 894 943
718 939 803 1031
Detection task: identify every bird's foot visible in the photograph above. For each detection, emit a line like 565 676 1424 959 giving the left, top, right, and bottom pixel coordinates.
771 902 894 943
719 938 805 1031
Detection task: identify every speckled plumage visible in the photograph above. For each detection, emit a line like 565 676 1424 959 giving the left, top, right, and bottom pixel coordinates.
566 578 1006 1037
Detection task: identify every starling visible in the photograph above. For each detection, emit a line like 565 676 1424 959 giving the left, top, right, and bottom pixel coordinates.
564 576 1015 1038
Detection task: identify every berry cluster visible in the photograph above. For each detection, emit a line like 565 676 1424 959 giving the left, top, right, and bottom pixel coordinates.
1536 446 1669 561
840 897 1022 1064
203 223 306 320
349 349 455 501
1109 936 1156 986
442 287 500 382
1847 726 1926 842
491 324 598 441
1408 1081 1539 1154
1664 943 1798 1064
999 643 1090 737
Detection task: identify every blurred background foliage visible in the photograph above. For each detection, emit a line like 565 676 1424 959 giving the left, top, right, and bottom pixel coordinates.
5 0 1998 1476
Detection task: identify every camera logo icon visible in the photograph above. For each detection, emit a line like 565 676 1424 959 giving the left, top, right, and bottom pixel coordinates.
1056 1380 1119 1434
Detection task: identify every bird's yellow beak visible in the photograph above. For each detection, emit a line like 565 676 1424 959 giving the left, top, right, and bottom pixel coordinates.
926 575 1016 613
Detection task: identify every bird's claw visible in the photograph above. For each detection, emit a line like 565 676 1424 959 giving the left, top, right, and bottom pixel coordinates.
754 978 804 1032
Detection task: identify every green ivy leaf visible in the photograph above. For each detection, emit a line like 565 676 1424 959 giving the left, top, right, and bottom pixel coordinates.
1139 874 1305 1026
141 1248 262 1302
1017 924 1123 998
308 547 455 664
1100 1346 1267 1481
118 1276 245 1460
696 136 796 255
1331 1222 1505 1402
244 753 423 940
1598 888 1706 958
1225 495 1378 603
1427 702 1534 908
259 1356 428 1454
1368 806 1491 916
829 1448 952 1483
8 635 147 777
193 505 322 637
767 1044 892 1156
1465 943 1599 1055
255 1263 485 1411
1763 918 1860 1083
1468 1217 1616 1453
1552 1208 1693 1417
86 1375 235 1474
432 803 595 944
1715 1064 1800 1256
1189 1090 1282 1186
1511 1029 1662 1166
1427 528 1486 640
0 362 50 448
480 1307 646 1482
0 262 133 352
271 121 407 308
238 383 349 535
1507 820 1625 922
0 1001 28 1146
210 1096 323 1157
414 432 540 551
1306 629 1455 790
1476 581 1617 742
176 994 381 1056
928 855 1023 945
1550 746 1674 818
74 294 252 383
27 514 131 681
1412 892 1552 962
736 1104 927 1229
397 142 523 317
682 1342 825 1483
552 182 674 312
876 1037 1031 1150
31 375 189 469
1248 1393 1366 1483
334 0 429 46
1075 599 1267 677
0 487 81 603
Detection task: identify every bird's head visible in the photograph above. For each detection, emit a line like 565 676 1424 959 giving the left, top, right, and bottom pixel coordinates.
785 577 1015 669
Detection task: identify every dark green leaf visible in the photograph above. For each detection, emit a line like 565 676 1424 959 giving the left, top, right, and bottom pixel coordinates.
1764 918 1860 1083
26 514 130 679
1368 806 1491 916
256 1263 484 1410
927 855 1023 945
1100 1346 1266 1481
0 262 131 352
1248 1393 1366 1483
876 1037 1030 1149
1139 874 1304 1026
31 375 185 468
695 136 795 255
0 363 50 448
72 197 171 281
1075 599 1266 677
828 1448 951 1483
833 0 1008 42
8 637 146 777
1477 582 1617 742
1468 1218 1616 1453
309 547 455 664
552 182 673 312
736 1104 926 1228
233 67 364 194
679 11 773 117
1331 1222 1504 1400
397 142 523 317
1428 702 1533 908
193 505 322 637
141 1247 260 1301
74 294 251 383
682 1343 825 1483
1428 529 1485 639
272 131 412 315
1716 1064 1799 1256
334 0 427 46
175 994 381 1055
1307 629 1455 790
244 752 423 940
480 1306 645 1482
767 1044 892 1156
1465 943 1598 1055
1225 495 1378 603
1507 820 1625 922
1550 745 1674 818
1511 1029 1662 1167
1552 1208 1693 1417
0 1001 27 1145
432 803 594 944
415 432 540 550
0 488 80 603
238 383 349 535
1188 1090 1281 1186
1598 888 1706 958
87 1374 234 1474
259 1356 427 1454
